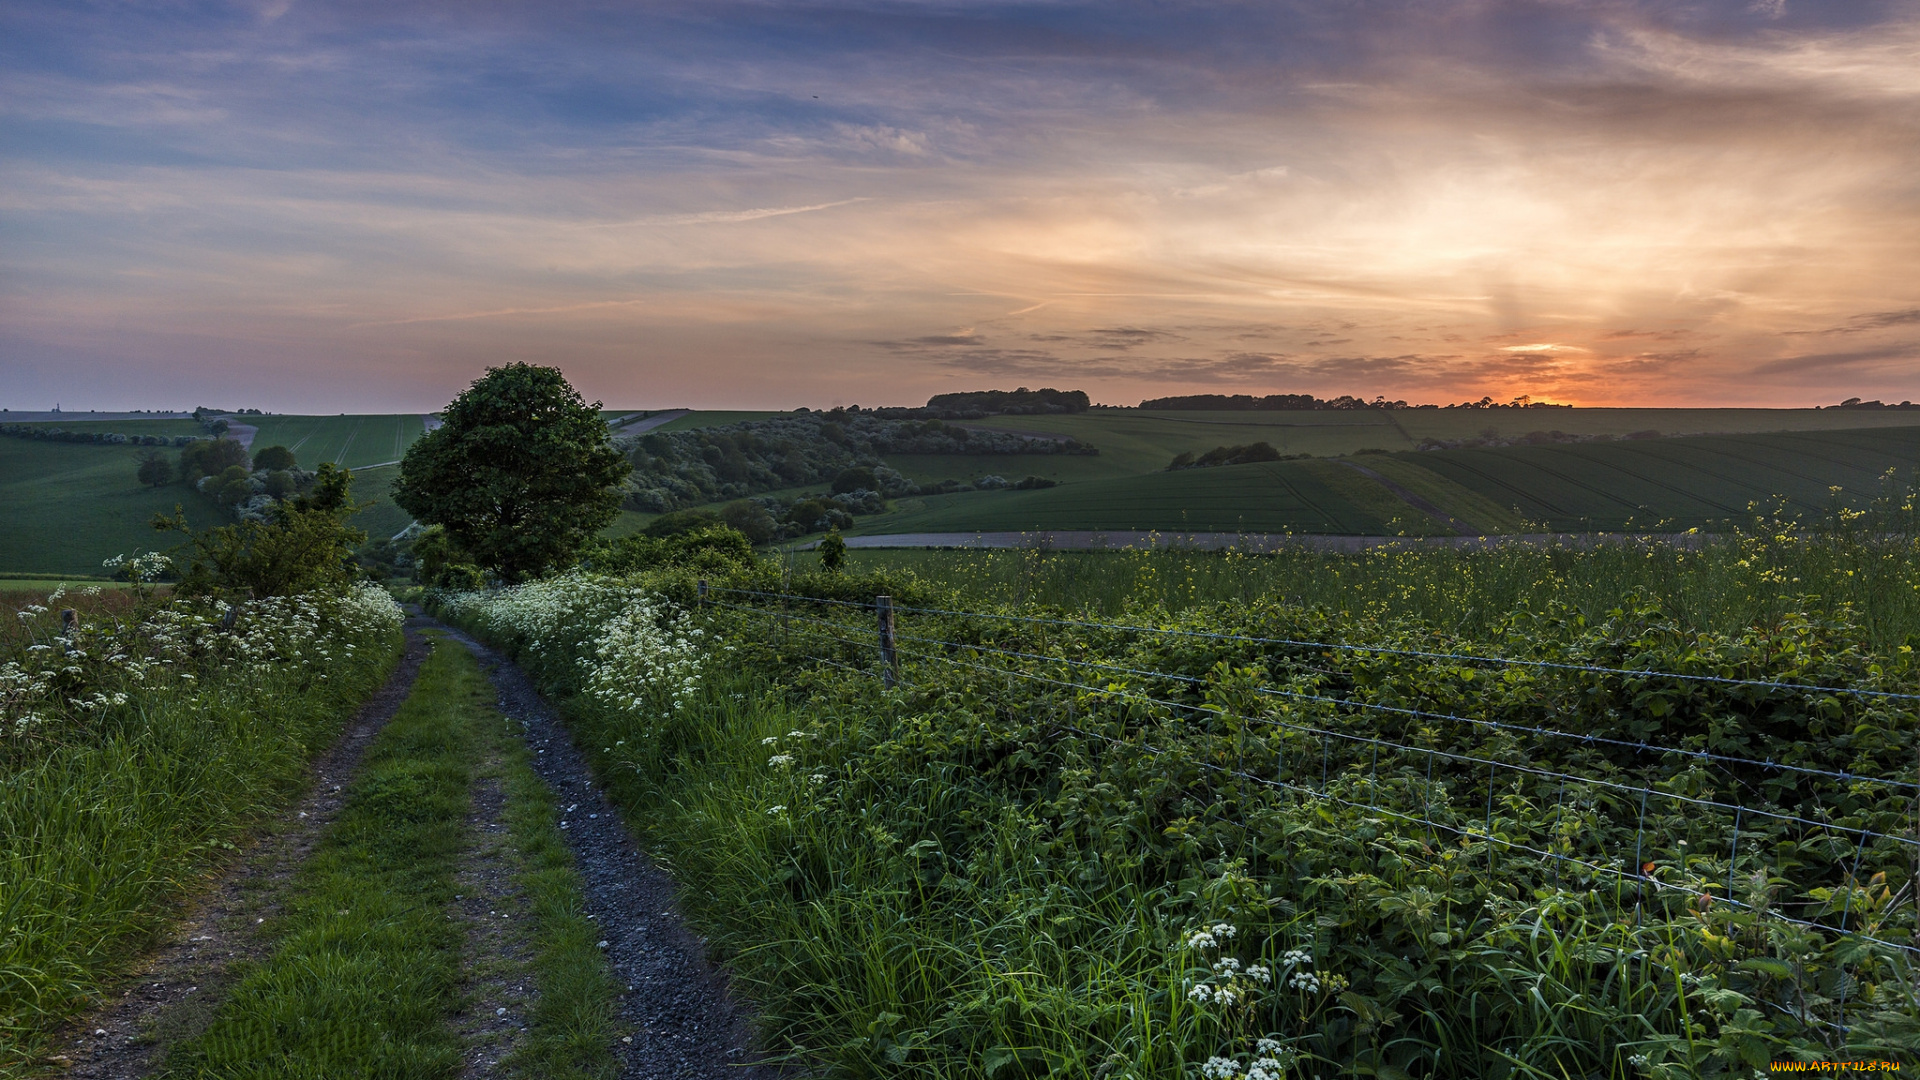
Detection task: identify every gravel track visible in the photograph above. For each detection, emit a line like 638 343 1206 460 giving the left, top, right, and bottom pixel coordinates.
436 625 781 1080
49 620 435 1079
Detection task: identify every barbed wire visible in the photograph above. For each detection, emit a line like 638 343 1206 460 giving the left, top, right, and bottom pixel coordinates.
709 596 1920 794
888 601 1920 703
876 638 1920 959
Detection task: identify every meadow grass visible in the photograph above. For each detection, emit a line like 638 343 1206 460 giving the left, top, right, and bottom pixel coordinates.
0 599 401 1073
0 438 227 576
157 636 619 1079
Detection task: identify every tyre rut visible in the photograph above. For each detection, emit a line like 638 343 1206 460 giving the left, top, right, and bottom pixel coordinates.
50 618 436 1079
433 623 781 1080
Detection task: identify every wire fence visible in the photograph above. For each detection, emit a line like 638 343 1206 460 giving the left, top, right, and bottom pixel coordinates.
701 584 1920 966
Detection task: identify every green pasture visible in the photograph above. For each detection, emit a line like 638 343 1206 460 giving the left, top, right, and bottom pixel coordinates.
0 439 225 576
0 438 415 575
848 424 1920 537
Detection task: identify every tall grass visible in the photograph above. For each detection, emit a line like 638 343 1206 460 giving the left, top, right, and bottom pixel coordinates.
846 509 1920 650
0 588 402 1071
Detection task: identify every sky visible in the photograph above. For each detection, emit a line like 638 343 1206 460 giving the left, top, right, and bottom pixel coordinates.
4 1 1920 412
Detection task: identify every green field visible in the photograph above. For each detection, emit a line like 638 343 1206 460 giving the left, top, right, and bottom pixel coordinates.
867 458 1440 535
650 409 789 432
242 414 432 468
0 440 228 576
968 406 1920 463
1403 426 1920 531
852 426 1920 536
0 438 414 576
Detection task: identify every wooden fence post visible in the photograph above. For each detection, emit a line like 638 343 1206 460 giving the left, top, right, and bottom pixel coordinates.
697 578 709 607
60 609 77 654
876 595 897 688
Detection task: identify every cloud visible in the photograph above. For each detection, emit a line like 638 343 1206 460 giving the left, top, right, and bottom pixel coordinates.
589 199 869 228
1751 342 1920 376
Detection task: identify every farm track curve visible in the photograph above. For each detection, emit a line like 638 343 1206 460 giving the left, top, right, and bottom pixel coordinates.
51 619 437 1079
431 622 783 1080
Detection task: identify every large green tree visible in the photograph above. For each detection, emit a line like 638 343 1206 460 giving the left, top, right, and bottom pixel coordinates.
393 364 630 582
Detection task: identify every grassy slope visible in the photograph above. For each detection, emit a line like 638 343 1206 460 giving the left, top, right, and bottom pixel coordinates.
244 414 431 469
651 410 790 433
0 438 413 575
856 424 1920 537
0 440 226 575
964 407 1920 468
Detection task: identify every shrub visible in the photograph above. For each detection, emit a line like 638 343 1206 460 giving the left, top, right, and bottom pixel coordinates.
178 437 249 484
719 501 777 545
251 445 297 472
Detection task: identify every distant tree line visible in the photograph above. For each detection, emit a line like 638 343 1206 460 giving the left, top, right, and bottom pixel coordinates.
1139 393 1574 410
818 387 1091 421
1825 398 1920 410
0 424 197 447
621 413 1094 513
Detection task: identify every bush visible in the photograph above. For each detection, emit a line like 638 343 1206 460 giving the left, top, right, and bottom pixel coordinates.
644 508 724 538
178 437 249 484
251 445 297 472
583 526 755 575
831 466 877 495
1012 475 1057 490
719 501 777 545
136 450 173 487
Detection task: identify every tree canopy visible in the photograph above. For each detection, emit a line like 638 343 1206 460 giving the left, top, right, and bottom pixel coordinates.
393 363 630 582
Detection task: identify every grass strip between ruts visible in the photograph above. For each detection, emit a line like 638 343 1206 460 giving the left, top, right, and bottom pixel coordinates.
159 634 620 1078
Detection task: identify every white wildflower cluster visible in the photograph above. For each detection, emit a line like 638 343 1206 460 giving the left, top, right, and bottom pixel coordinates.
1182 922 1270 1013
101 551 173 583
439 572 703 718
3 580 402 739
1199 1040 1297 1080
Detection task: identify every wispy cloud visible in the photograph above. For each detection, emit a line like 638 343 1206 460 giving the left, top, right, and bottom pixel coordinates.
4 0 1919 409
586 199 870 228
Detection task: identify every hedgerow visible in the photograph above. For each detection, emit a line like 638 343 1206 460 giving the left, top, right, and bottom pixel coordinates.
439 542 1920 1077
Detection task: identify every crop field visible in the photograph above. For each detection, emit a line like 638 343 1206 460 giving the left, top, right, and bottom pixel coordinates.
969 406 1920 464
242 413 432 468
1405 426 1920 531
869 459 1439 535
